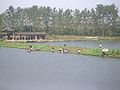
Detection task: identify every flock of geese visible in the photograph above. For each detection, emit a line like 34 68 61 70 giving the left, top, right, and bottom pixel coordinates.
28 43 109 56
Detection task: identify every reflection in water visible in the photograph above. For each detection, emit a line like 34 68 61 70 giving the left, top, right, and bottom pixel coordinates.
0 47 120 90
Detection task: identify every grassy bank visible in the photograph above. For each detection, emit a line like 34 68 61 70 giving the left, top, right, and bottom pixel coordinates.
0 41 120 58
2 35 120 43
48 35 120 41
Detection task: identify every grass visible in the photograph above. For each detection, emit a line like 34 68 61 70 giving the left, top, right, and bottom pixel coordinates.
4 35 120 43
48 35 120 41
0 40 120 58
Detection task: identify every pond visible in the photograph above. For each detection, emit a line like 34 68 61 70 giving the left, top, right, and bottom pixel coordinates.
0 47 120 90
29 40 120 49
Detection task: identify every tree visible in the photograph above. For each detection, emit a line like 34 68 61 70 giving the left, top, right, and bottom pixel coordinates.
95 4 119 36
8 5 15 28
107 4 118 36
1 4 120 36
62 9 74 34
73 9 81 34
0 14 2 32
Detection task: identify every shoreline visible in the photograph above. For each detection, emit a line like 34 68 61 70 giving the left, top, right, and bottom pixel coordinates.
1 35 120 43
0 41 120 59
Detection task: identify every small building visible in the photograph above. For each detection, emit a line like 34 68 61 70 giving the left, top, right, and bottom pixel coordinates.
15 32 47 40
0 32 6 39
2 26 14 32
0 26 47 40
0 26 14 40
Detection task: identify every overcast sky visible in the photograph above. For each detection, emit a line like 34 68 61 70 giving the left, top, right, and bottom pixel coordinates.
0 0 120 14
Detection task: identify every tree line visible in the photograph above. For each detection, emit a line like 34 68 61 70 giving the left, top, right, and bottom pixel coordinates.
0 4 120 36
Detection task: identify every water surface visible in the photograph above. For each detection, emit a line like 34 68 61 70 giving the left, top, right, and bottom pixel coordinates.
29 40 120 49
0 47 120 90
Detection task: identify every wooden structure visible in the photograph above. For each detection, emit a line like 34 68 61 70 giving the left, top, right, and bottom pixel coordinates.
2 26 14 32
0 26 14 40
0 32 6 39
0 27 47 40
15 32 47 40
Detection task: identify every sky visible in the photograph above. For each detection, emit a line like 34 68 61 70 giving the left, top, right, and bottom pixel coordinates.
0 0 120 14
